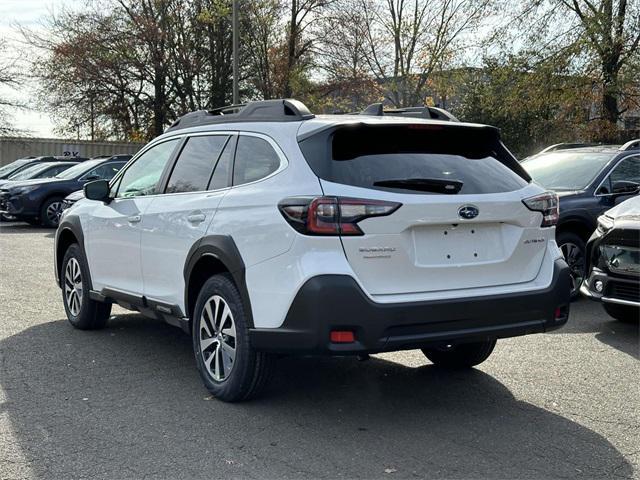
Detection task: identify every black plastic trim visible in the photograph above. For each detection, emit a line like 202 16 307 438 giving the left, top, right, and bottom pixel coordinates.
55 215 91 290
183 235 253 327
249 258 571 354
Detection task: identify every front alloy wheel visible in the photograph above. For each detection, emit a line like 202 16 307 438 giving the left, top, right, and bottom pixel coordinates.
64 257 83 316
199 295 237 381
61 243 111 330
41 196 65 227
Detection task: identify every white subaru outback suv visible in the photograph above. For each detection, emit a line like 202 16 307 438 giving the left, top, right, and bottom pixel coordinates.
55 99 570 401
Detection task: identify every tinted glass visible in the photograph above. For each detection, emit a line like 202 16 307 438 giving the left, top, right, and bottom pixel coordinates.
301 125 527 194
8 163 50 180
45 164 75 177
55 158 106 179
83 162 126 181
524 152 614 191
0 159 30 176
117 139 179 197
209 137 235 190
166 135 228 193
233 136 280 186
610 156 640 184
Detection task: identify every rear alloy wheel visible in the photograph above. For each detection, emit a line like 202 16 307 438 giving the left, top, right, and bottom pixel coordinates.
422 340 497 368
604 303 639 323
41 196 64 228
192 274 273 402
557 232 586 300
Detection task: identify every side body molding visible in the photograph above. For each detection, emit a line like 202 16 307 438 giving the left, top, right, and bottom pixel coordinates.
183 235 254 327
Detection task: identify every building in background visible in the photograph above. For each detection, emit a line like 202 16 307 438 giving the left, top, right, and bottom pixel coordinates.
0 137 144 166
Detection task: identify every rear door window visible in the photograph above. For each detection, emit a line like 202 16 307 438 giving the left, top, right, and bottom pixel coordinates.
300 125 528 194
208 136 236 190
166 135 229 193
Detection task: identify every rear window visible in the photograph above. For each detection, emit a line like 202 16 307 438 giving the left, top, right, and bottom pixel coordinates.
299 125 529 194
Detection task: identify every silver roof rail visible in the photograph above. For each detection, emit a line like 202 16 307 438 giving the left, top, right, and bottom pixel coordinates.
619 139 640 151
167 99 315 132
358 103 459 122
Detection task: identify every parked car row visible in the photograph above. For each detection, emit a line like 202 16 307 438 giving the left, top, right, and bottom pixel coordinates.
521 140 640 298
0 154 131 227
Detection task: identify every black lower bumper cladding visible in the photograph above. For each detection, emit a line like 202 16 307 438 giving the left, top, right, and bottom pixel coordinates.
250 258 571 354
582 225 640 305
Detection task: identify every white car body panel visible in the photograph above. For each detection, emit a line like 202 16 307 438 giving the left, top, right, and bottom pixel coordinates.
84 196 155 294
141 189 228 306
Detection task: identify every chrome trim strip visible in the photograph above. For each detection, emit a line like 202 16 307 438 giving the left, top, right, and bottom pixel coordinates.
601 296 640 307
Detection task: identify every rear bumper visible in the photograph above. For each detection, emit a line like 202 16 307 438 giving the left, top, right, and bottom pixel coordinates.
249 258 571 354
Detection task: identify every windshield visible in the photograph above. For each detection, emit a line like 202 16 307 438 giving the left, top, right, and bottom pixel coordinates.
8 163 53 180
55 159 103 179
0 159 31 177
523 152 615 191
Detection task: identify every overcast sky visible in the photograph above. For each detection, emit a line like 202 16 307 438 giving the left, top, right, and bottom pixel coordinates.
0 0 83 138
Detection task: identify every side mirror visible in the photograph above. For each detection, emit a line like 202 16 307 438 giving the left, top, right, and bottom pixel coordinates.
84 180 110 203
611 180 640 196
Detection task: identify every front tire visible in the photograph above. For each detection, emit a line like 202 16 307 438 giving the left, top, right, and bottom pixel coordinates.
62 244 112 330
557 231 586 300
422 340 497 368
41 196 64 228
192 274 273 402
604 303 639 323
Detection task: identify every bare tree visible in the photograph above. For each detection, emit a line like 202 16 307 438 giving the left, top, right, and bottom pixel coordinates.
360 0 491 107
0 39 24 135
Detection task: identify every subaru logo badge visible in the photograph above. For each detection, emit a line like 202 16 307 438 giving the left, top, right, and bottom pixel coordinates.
458 205 479 219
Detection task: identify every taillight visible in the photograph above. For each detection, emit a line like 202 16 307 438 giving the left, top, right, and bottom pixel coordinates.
522 192 559 227
278 196 401 236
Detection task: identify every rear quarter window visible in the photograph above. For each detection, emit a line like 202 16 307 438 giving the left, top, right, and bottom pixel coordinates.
299 124 529 195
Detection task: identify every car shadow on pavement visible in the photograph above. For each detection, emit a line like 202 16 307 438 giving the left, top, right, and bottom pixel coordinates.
552 298 638 359
0 314 633 480
0 223 42 234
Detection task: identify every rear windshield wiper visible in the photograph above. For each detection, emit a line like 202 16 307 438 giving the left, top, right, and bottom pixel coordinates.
373 178 463 194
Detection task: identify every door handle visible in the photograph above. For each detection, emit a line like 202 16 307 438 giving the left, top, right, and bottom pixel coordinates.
187 213 206 224
128 215 141 223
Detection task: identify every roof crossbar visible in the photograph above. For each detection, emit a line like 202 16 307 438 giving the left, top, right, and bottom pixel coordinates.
167 99 315 132
358 103 459 122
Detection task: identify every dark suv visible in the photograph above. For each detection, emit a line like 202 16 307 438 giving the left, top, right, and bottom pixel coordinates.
0 156 88 180
0 156 129 227
522 141 640 297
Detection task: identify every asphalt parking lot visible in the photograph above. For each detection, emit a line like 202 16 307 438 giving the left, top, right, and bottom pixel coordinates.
0 222 638 480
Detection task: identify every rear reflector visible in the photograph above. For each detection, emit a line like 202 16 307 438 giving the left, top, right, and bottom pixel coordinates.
330 330 355 343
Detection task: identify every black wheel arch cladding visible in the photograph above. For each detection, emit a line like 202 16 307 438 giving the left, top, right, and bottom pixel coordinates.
184 235 254 327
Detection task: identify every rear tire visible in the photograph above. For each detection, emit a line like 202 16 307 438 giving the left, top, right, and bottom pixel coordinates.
422 340 497 368
192 274 273 402
557 231 586 300
603 303 639 323
62 244 112 330
41 196 64 228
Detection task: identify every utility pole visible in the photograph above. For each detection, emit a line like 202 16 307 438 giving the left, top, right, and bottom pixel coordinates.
232 0 239 105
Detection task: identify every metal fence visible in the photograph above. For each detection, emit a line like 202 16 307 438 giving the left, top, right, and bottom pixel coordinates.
0 137 144 166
